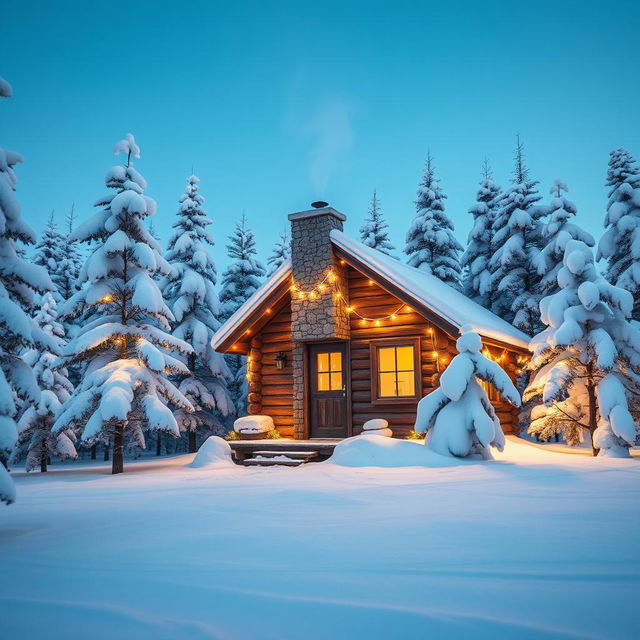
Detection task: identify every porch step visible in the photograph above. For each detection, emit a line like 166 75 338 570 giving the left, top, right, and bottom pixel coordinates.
243 450 319 467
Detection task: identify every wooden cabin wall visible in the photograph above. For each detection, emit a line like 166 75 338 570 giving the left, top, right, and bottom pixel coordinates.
257 305 295 437
347 268 519 437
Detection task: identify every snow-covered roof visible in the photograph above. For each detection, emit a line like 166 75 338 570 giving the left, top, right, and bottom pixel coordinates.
211 259 291 352
211 234 530 353
329 230 530 350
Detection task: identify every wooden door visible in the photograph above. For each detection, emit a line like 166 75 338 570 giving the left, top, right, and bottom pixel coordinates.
309 342 349 439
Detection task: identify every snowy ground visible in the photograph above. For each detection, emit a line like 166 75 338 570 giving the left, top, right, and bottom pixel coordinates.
2 437 639 640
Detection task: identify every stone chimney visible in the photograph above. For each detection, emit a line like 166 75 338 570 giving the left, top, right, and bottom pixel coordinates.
288 203 350 342
288 202 350 438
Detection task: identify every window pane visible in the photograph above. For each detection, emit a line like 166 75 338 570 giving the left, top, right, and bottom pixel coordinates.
330 372 343 390
378 372 397 397
378 347 396 372
329 351 342 373
318 373 330 391
317 353 329 373
396 371 415 397
396 345 415 371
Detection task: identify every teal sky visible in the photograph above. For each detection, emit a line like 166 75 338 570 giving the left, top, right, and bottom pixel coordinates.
2 0 639 270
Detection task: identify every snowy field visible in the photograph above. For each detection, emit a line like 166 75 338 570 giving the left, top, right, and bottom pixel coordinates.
2 437 640 640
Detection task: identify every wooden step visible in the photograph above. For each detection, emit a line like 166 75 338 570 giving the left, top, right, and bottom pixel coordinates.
243 455 306 467
251 450 319 460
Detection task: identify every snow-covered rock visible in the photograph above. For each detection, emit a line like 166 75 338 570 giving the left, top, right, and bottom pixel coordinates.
233 415 274 435
327 434 459 468
190 436 234 468
362 419 392 437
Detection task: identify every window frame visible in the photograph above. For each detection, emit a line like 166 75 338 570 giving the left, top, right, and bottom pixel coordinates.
369 337 421 405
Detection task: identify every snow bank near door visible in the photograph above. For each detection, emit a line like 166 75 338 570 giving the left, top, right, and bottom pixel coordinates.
190 436 235 468
327 434 463 468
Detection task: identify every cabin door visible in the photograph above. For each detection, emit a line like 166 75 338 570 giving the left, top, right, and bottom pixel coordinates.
308 342 349 439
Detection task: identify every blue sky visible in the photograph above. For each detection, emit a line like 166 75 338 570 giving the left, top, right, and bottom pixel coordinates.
2 0 639 271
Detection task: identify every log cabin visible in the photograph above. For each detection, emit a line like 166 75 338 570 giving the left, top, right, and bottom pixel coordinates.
211 203 530 441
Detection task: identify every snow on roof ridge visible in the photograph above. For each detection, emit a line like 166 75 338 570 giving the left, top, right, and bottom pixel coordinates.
211 258 292 351
329 230 530 349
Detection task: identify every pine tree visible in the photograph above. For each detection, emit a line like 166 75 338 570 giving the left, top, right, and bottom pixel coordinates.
597 148 640 319
57 204 83 304
461 161 502 307
53 134 194 474
163 175 235 452
536 180 595 296
219 214 265 414
33 212 67 303
0 76 55 503
488 137 545 333
414 327 520 458
359 190 396 256
524 239 640 457
404 154 462 288
13 293 76 471
267 230 291 276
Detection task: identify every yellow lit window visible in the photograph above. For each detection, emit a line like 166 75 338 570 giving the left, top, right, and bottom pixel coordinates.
317 351 343 391
376 344 416 398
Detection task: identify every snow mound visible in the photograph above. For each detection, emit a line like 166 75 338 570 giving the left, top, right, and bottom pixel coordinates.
327 434 462 468
234 415 274 434
362 418 392 437
190 436 235 468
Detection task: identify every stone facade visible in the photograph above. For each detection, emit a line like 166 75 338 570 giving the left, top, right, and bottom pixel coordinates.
288 206 351 437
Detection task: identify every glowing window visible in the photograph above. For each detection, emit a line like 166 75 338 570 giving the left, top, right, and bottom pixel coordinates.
376 344 416 398
317 351 343 391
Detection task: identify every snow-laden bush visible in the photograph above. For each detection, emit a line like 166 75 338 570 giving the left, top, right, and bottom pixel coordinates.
414 328 521 459
163 174 234 451
13 294 76 471
53 134 194 474
524 239 640 457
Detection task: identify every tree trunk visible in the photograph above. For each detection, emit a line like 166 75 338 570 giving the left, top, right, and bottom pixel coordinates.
156 432 161 456
40 451 47 473
112 423 125 474
104 442 110 461
91 444 97 460
587 368 599 457
188 429 197 454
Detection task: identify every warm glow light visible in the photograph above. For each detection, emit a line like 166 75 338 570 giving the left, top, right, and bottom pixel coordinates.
431 350 438 357
245 329 251 335
340 260 345 265
427 327 434 334
360 319 367 326
266 308 272 314
102 294 113 303
405 306 412 312
346 306 354 312
375 319 381 326
318 284 326 292
368 279 374 286
391 314 397 320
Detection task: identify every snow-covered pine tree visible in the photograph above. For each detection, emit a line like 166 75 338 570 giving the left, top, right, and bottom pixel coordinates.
13 293 76 471
404 154 463 288
267 230 291 277
461 160 502 307
219 214 266 414
57 204 83 306
536 180 595 296
0 76 56 503
414 327 520 458
53 134 194 474
524 239 640 457
33 212 66 303
488 137 545 333
597 148 640 319
359 190 396 256
163 174 235 452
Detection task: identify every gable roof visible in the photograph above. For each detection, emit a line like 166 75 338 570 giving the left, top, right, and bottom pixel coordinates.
330 230 530 350
211 233 531 353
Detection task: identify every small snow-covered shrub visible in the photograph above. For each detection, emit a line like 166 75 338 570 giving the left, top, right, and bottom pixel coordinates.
414 327 521 459
224 430 240 441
